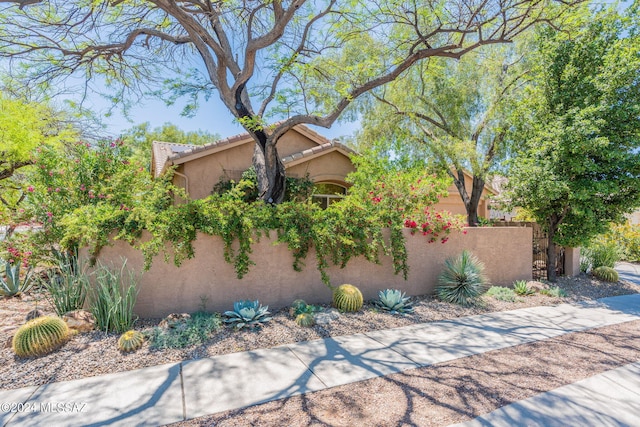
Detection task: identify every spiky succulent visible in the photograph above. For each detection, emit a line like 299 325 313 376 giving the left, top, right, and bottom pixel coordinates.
1 258 34 297
12 316 69 358
333 284 363 312
592 266 619 283
289 299 308 317
513 280 535 296
118 330 145 352
295 313 315 327
436 250 487 306
373 289 414 314
224 300 272 329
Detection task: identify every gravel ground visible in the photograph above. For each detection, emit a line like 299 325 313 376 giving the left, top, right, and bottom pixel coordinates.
1 274 637 392
171 319 640 427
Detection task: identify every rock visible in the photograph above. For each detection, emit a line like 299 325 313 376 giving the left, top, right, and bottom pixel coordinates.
4 335 13 349
25 309 44 321
63 310 96 333
159 313 191 330
313 308 340 326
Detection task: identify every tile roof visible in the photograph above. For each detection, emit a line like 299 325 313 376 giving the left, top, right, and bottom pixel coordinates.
281 141 355 165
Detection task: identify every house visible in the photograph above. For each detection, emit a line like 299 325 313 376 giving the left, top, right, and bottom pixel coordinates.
151 124 497 215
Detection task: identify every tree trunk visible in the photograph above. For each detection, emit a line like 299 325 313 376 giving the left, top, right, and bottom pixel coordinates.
465 175 486 227
253 139 286 204
546 221 557 282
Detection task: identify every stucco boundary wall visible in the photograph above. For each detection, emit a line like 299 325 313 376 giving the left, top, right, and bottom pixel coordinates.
89 227 532 318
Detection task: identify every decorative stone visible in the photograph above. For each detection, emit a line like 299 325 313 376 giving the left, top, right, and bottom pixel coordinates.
62 310 96 333
159 313 191 331
313 308 340 326
25 309 44 321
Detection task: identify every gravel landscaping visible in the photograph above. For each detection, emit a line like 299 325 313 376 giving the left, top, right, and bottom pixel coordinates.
1 273 638 392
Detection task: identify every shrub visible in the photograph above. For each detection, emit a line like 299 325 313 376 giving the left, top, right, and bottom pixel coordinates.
118 330 145 353
540 286 567 298
90 260 140 333
147 311 222 349
581 241 620 270
485 286 518 302
12 316 69 358
373 289 414 314
600 223 640 262
436 250 487 306
224 300 272 329
295 313 315 327
513 280 535 296
333 284 363 312
0 258 34 297
42 249 88 316
592 266 619 283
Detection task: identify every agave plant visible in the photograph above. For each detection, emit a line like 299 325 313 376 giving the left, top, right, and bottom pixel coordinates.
436 250 487 306
224 300 272 329
513 280 535 296
373 289 414 314
1 258 34 297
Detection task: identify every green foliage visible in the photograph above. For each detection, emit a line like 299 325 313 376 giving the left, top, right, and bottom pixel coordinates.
42 249 88 316
333 284 363 312
90 260 140 333
0 258 33 297
484 286 518 302
147 312 222 350
373 289 414 314
505 7 640 254
436 250 487 306
289 299 308 317
539 286 567 298
213 167 314 203
581 241 620 270
595 223 640 263
224 300 272 330
117 330 145 353
592 266 619 283
295 313 315 328
513 280 535 296
12 316 69 358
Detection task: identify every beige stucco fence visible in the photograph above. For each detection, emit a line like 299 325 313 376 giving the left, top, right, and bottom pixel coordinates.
87 227 533 318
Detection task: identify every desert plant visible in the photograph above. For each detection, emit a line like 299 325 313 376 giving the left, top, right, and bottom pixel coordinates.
485 286 518 302
147 311 222 349
540 286 567 298
90 260 140 333
289 299 308 317
1 258 34 297
42 250 89 316
581 241 620 271
224 300 272 329
436 250 487 306
592 266 619 283
513 280 535 296
12 316 69 358
118 330 145 353
333 284 363 312
295 312 315 327
373 289 414 314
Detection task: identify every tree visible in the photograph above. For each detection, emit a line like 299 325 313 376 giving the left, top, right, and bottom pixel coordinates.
0 95 76 235
505 6 640 282
121 122 220 164
358 43 529 226
0 0 584 203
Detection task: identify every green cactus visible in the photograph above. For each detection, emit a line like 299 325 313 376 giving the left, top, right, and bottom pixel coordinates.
118 330 145 352
295 312 315 327
289 299 308 317
333 284 363 312
12 316 69 358
592 266 619 283
1 258 34 297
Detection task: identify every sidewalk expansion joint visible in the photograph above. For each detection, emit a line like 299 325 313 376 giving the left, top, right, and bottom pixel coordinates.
285 346 329 389
179 363 186 421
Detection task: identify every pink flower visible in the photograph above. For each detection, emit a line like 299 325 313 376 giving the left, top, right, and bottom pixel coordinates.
55 188 60 192
27 186 34 192
110 142 117 148
46 212 53 217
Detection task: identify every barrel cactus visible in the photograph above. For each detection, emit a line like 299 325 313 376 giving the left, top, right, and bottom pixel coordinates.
592 266 619 283
333 284 363 312
289 299 308 317
12 316 69 358
118 330 145 353
295 312 315 327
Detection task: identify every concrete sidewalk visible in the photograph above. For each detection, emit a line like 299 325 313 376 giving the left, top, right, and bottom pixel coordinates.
1 294 639 427
617 262 640 286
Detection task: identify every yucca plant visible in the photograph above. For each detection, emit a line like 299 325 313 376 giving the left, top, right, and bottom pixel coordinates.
224 300 272 329
436 250 487 306
1 258 34 297
373 289 414 314
90 260 140 333
513 280 535 296
42 250 88 316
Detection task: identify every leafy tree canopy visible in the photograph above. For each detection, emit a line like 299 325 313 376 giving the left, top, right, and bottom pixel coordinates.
505 5 640 280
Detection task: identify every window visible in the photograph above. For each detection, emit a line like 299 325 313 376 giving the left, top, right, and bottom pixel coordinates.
312 183 346 209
